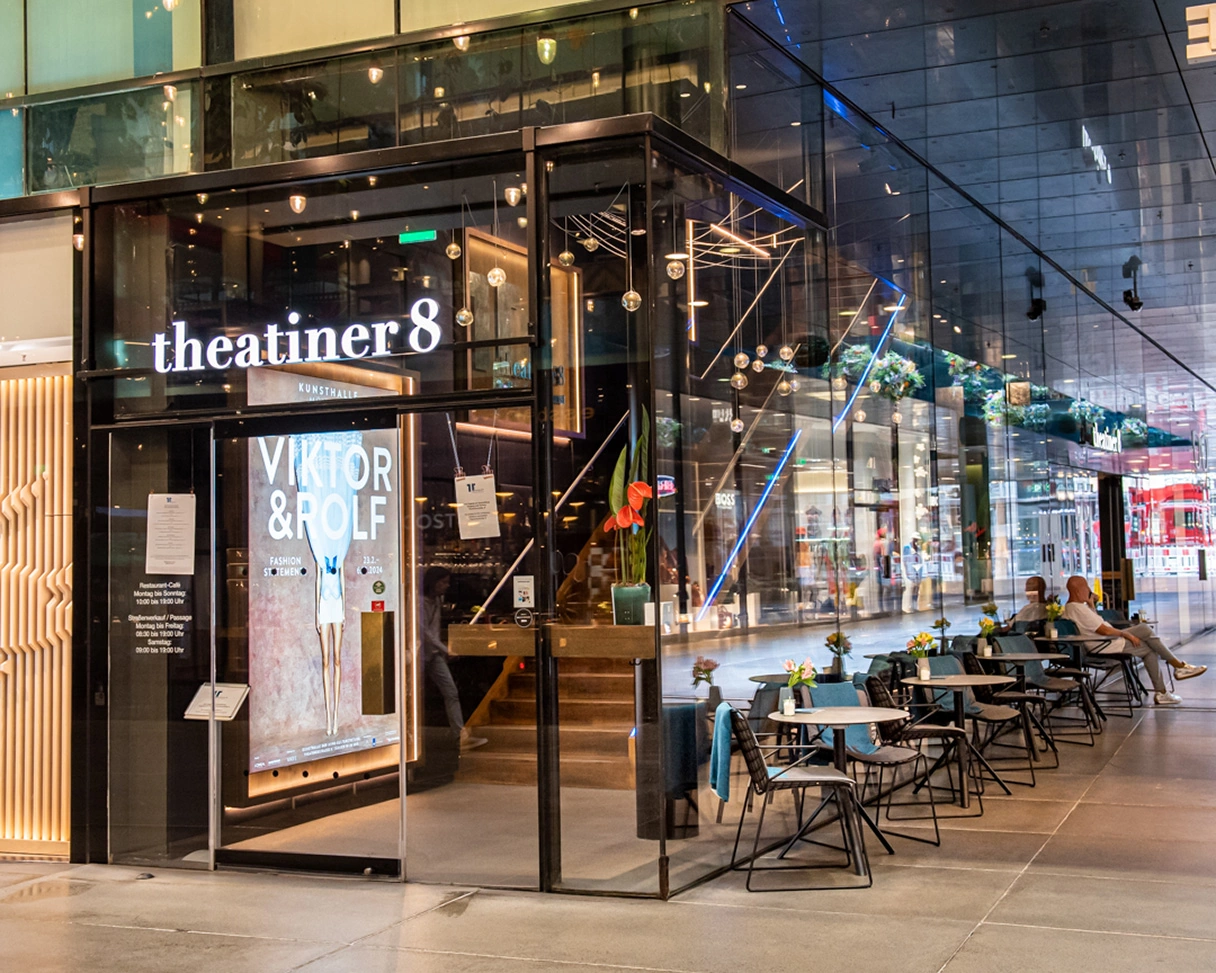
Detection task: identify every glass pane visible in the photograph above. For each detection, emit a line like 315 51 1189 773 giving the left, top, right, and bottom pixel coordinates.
28 84 199 193
0 0 22 97
233 0 394 61
215 419 403 870
0 108 22 199
27 0 201 94
106 425 212 866
91 158 531 416
404 409 538 887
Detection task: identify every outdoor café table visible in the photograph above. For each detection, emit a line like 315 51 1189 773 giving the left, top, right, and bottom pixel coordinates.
749 674 791 685
769 706 909 857
900 674 1015 808
976 652 1070 754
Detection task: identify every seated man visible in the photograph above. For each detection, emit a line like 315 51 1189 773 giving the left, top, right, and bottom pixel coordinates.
1062 575 1206 706
1011 575 1050 625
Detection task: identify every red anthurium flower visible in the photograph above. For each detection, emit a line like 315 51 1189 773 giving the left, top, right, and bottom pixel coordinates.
615 505 634 529
627 481 653 510
602 513 618 532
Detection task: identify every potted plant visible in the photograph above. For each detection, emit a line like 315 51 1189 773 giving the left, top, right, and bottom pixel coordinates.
825 630 852 678
779 657 817 715
907 632 934 680
692 656 721 709
977 616 997 656
1045 599 1064 639
931 616 951 654
602 414 653 625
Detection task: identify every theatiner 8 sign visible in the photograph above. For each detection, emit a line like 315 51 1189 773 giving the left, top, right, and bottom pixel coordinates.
151 299 444 373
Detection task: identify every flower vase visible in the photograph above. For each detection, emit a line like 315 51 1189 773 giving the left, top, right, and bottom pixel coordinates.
707 685 722 711
778 686 795 715
611 582 651 625
1045 622 1057 639
916 658 931 681
828 656 843 677
977 637 990 657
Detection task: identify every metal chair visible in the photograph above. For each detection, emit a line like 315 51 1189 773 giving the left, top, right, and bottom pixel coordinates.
726 707 871 891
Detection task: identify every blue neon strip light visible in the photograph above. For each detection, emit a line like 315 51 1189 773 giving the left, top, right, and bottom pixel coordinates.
696 429 803 622
831 294 907 433
824 91 848 119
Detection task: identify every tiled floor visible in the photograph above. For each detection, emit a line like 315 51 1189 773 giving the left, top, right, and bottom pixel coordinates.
4 632 1216 972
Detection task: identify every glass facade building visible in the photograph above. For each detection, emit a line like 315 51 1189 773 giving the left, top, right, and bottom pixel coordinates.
1 0 1215 893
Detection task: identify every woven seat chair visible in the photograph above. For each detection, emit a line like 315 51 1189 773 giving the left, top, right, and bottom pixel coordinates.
959 650 1054 778
993 633 1097 745
727 707 871 891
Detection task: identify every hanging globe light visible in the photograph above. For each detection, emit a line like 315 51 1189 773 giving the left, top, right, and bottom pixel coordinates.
666 259 686 280
788 377 800 392
750 359 765 373
537 35 558 65
777 378 793 397
869 380 882 394
621 290 642 312
755 344 768 359
445 241 462 260
891 410 903 425
831 375 846 391
733 352 750 370
456 306 475 327
854 409 867 422
504 186 522 206
730 371 749 390
730 417 745 433
487 266 506 287
778 344 795 362
558 250 575 267
582 236 600 251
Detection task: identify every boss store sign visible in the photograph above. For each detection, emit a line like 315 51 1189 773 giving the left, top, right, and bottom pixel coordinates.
151 299 444 374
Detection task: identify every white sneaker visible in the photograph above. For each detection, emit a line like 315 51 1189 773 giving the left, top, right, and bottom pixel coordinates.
1154 691 1183 706
460 731 489 752
1175 664 1207 680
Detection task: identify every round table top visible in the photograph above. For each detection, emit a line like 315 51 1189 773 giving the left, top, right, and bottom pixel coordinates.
901 674 1014 688
979 652 1069 663
749 673 791 684
768 706 908 726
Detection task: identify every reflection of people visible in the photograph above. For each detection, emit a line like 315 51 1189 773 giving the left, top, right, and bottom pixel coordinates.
295 431 358 737
1062 575 1206 706
422 567 487 752
873 527 893 613
901 537 923 613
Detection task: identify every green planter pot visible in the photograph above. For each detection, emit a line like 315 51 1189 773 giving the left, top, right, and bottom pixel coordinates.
611 583 651 625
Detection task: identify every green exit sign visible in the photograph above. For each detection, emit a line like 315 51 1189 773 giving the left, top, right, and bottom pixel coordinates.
398 229 437 244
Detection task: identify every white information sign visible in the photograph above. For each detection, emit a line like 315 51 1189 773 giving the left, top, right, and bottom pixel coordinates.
514 575 535 609
184 682 250 721
454 474 501 540
145 493 197 575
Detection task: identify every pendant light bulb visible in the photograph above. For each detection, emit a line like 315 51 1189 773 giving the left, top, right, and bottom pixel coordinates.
854 409 867 423
788 377 801 392
733 352 750 370
196 192 208 205
891 410 903 425
622 289 642 312
831 376 846 391
367 63 384 85
456 307 474 327
755 344 768 359
453 35 470 52
504 186 522 206
778 344 795 362
582 236 599 252
750 359 765 373
487 266 506 288
730 371 749 390
72 233 85 251
730 417 745 434
289 193 307 214
777 378 793 397
558 250 575 267
665 259 686 280
537 35 558 65
163 0 177 10
445 241 462 260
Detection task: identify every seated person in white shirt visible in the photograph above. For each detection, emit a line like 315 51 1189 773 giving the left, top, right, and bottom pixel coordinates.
1061 575 1206 706
1011 575 1050 625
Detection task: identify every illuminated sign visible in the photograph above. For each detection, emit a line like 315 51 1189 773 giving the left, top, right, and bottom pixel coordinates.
1081 422 1123 454
397 229 438 244
657 474 676 498
151 299 443 373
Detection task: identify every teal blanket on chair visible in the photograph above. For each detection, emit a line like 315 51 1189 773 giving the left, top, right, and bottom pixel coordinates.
709 702 733 803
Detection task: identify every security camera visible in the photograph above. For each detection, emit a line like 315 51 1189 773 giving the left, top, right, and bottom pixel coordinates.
1122 289 1143 312
1027 298 1047 320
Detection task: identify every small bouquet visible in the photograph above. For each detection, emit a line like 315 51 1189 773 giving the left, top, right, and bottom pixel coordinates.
782 657 817 689
931 616 951 635
691 656 719 688
906 632 934 658
981 602 1000 619
1045 600 1064 622
825 630 852 658
978 616 997 638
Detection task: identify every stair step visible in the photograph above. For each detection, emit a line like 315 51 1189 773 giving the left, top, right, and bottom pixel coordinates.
473 724 634 757
554 657 636 675
458 752 634 789
491 697 635 725
506 672 633 699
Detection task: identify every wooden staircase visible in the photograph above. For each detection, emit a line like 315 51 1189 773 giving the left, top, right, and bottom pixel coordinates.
458 658 636 789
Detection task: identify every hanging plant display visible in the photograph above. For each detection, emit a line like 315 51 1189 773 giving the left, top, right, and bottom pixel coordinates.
982 389 1050 430
943 351 992 402
1120 416 1148 446
869 351 925 401
821 343 875 383
1068 398 1107 427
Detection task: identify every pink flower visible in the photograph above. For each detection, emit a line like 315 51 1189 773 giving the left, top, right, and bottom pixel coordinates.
782 659 796 672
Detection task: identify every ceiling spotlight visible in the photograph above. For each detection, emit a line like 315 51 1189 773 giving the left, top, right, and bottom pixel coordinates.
1027 297 1046 321
1122 288 1143 312
504 186 522 206
162 0 177 10
453 35 470 52
289 193 307 214
72 233 84 251
367 62 384 85
163 84 177 102
537 35 558 65
196 192 208 205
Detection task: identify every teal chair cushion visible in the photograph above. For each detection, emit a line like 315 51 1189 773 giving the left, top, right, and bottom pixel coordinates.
808 681 877 755
927 654 982 715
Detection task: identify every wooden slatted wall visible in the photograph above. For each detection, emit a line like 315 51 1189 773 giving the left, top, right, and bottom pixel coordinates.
0 375 72 855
